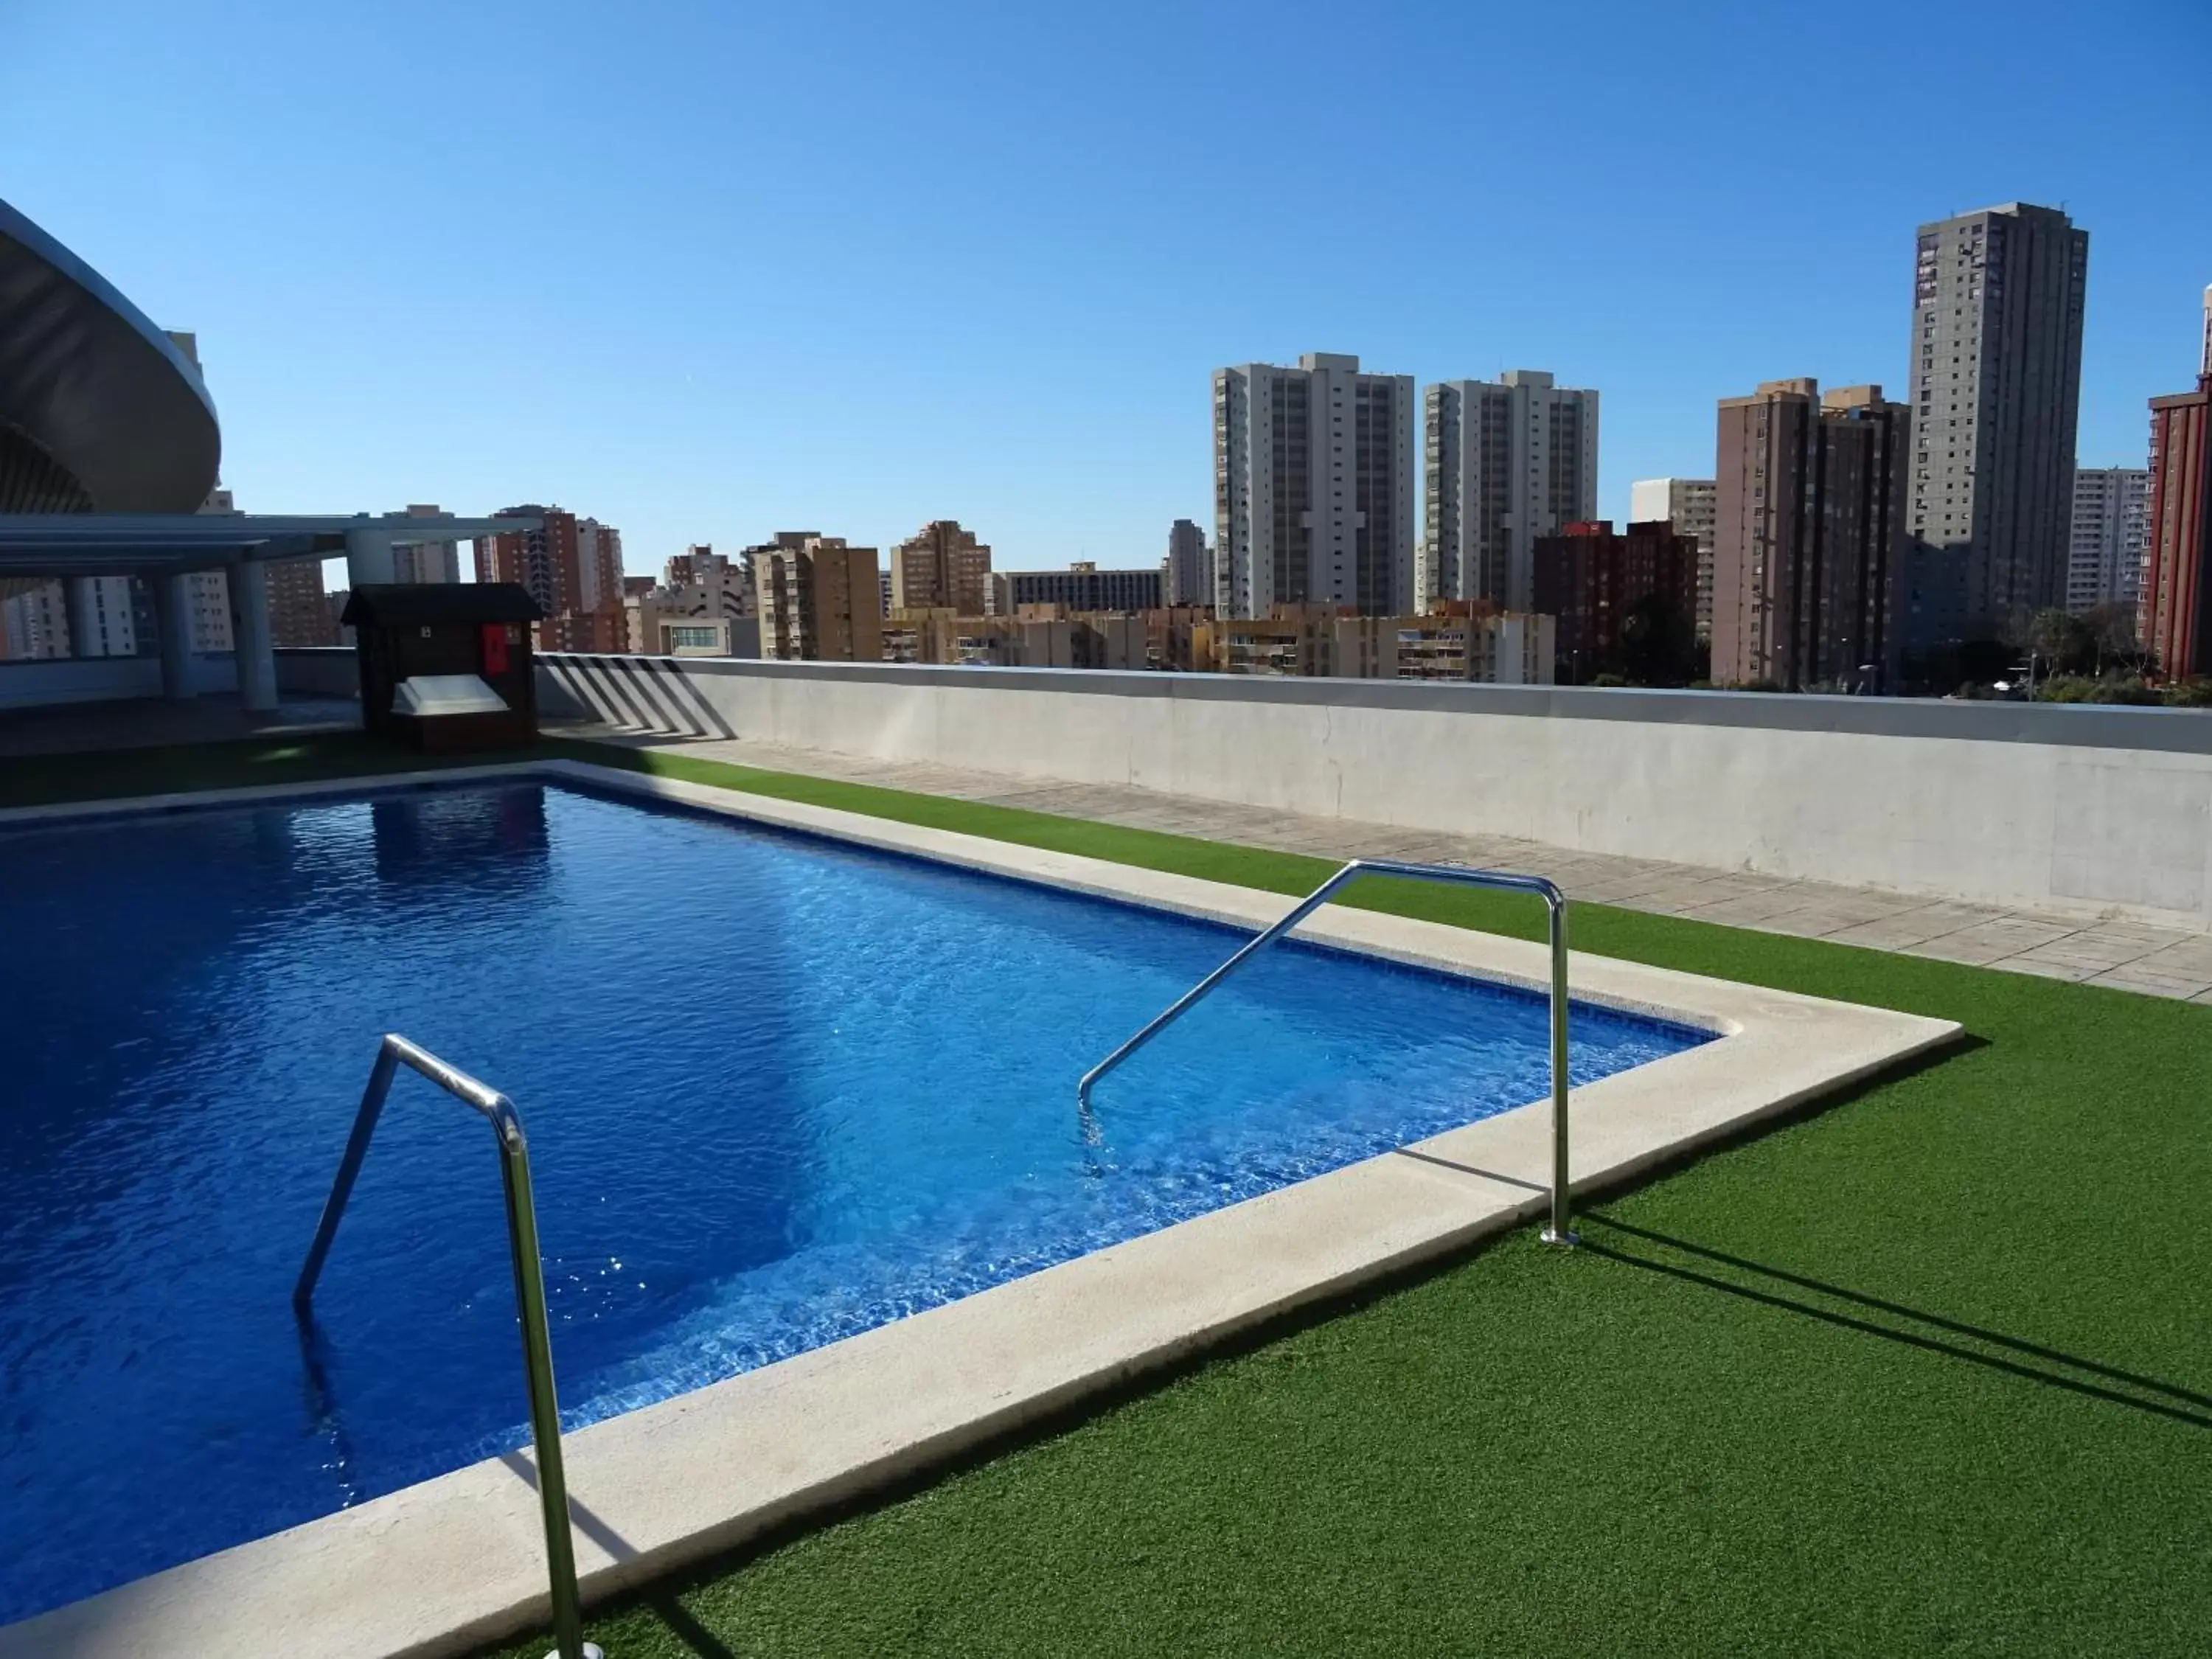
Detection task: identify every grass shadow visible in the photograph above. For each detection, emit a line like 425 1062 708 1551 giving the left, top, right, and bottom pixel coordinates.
1578 1211 2212 1429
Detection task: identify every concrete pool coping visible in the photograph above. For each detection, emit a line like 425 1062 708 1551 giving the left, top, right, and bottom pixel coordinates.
0 759 1961 1659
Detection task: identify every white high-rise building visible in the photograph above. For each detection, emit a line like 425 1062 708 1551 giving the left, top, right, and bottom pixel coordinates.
0 580 71 659
1214 352 1416 619
1631 477 1719 639
2066 466 2150 615
1165 518 1211 607
1425 371 1599 611
186 485 236 651
65 576 139 657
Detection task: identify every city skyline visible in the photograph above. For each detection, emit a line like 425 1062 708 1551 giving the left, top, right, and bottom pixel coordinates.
3 0 2205 574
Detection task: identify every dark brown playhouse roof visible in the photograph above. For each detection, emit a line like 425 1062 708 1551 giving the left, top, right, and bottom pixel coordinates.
340 583 544 627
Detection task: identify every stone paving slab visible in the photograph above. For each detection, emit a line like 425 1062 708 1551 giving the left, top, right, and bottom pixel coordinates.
575 727 2212 1005
2087 964 2212 998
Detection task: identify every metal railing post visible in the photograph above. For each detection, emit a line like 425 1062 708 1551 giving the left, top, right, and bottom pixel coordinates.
295 1034 603 1659
1077 858 1577 1248
1539 892 1578 1248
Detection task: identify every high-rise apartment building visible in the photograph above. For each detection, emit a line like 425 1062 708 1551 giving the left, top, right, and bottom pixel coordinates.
1630 477 1718 639
476 505 625 652
992 563 1163 614
1905 203 2089 655
1712 380 1910 691
2140 288 2212 678
757 534 883 661
63 576 139 657
1532 520 1700 685
1214 352 1415 618
265 558 337 647
891 520 992 615
0 580 69 658
1165 518 1212 608
1425 371 1599 612
2065 467 2151 615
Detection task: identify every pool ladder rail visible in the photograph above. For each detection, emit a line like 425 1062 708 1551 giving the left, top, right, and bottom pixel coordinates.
294 1034 603 1659
1076 857 1579 1248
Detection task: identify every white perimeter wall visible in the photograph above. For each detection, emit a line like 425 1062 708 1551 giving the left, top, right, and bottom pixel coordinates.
523 653 2212 930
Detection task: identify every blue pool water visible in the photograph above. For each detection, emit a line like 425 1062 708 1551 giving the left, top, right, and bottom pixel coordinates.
0 782 1705 1620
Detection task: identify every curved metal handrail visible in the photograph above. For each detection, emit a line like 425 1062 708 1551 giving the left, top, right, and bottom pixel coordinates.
1077 858 1579 1247
295 1034 603 1659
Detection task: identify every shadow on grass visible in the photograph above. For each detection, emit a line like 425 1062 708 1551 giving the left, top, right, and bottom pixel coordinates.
1578 1213 2212 1429
638 1595 740 1659
496 1450 739 1658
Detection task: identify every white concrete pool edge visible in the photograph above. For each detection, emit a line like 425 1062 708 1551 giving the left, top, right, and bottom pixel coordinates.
0 761 1961 1659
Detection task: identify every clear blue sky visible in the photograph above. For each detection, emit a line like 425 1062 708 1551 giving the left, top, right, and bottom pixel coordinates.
4 0 2208 579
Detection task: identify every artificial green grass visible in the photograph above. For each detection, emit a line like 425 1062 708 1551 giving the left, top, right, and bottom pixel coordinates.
0 729 500 810
12 736 2211 1653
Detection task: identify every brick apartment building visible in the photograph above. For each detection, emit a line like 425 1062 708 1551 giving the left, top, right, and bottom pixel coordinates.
1532 520 1701 684
474 505 625 653
2140 288 2212 678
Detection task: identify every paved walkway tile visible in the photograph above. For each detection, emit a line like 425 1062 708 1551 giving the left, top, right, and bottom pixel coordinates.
2087 964 2212 999
579 728 2212 1006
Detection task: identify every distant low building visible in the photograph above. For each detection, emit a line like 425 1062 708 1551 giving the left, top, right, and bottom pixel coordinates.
1211 606 1340 675
626 543 757 656
1534 520 1700 685
1147 605 1213 672
882 605 1145 669
991 561 1164 615
1337 609 1555 685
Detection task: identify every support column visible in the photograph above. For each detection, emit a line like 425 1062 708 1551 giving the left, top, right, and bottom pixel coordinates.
151 572 198 699
230 560 277 712
344 528 397 588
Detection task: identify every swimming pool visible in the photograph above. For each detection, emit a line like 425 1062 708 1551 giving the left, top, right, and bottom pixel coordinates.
0 780 1706 1621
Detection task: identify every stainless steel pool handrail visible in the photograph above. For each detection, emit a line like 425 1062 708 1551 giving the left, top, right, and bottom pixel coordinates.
1076 858 1579 1248
293 1034 602 1659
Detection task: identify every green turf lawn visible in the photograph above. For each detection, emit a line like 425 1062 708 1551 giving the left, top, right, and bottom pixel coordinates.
10 736 2208 1655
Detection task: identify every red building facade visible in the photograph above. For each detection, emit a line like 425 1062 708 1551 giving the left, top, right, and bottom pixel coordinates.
1531 519 1702 684
2142 383 2212 679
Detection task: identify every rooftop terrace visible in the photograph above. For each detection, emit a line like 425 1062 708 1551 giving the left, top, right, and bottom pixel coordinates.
1 718 2205 1658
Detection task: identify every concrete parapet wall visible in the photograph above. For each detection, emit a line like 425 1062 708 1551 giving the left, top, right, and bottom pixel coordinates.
533 653 2212 929
0 653 237 708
